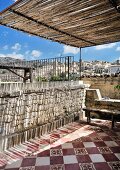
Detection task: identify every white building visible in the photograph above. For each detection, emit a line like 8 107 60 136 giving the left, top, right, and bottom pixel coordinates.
108 65 120 75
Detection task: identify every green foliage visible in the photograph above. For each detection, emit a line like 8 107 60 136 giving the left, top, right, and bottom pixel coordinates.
114 85 120 90
50 75 61 81
36 76 47 82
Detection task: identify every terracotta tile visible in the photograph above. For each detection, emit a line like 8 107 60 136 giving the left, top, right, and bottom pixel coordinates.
116 141 120 146
21 158 36 167
94 162 111 170
62 149 75 155
86 147 100 154
72 142 84 148
103 154 119 162
5 168 19 170
94 141 107 147
91 136 102 142
101 136 112 141
35 165 50 170
76 155 92 163
81 137 92 142
106 132 118 136
50 156 64 165
110 146 120 153
37 150 50 157
65 163 80 170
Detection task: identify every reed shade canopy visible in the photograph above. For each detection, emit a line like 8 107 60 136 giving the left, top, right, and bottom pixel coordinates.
0 0 120 48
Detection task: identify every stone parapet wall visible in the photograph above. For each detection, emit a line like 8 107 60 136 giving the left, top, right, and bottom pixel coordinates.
83 77 120 99
0 81 86 151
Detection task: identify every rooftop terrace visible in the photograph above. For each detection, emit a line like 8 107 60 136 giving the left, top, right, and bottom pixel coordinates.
0 119 120 170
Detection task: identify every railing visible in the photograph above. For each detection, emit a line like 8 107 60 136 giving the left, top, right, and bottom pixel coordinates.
0 56 74 82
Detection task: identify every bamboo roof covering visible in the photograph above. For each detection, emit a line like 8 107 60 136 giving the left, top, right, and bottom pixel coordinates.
0 0 120 48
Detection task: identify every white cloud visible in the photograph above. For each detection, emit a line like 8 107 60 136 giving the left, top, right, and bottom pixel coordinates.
31 50 42 58
95 43 116 50
11 43 21 51
25 50 30 55
63 45 79 55
116 46 120 51
0 52 24 60
3 45 8 50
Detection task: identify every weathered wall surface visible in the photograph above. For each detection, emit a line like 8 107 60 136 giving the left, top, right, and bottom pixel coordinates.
83 77 120 99
0 82 86 151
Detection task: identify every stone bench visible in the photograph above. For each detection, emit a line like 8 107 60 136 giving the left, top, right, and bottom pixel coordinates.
83 107 120 129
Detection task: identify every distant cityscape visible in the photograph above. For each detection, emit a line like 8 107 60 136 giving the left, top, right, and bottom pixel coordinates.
0 57 120 82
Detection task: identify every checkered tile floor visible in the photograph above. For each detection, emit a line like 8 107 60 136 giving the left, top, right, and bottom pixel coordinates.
0 119 120 170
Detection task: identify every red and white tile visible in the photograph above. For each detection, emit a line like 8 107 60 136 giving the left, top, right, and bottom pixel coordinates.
0 120 120 170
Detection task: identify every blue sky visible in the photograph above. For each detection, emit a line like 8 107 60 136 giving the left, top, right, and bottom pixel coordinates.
0 0 120 62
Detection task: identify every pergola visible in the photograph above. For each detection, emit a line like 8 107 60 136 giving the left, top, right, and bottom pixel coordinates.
0 0 120 48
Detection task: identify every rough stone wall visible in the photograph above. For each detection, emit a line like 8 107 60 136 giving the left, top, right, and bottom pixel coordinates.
0 83 85 151
83 77 120 99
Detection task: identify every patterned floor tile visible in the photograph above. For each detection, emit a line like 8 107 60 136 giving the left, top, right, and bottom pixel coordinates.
19 167 35 170
1 120 120 170
74 148 88 155
50 149 63 156
79 163 95 170
50 164 65 170
98 147 112 154
108 161 120 170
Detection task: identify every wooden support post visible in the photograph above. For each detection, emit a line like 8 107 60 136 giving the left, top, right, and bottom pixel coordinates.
23 69 27 83
86 110 91 123
29 68 33 83
111 115 115 129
